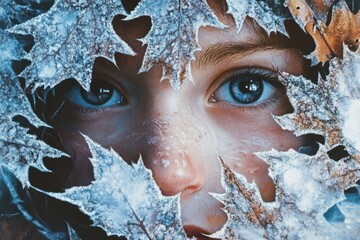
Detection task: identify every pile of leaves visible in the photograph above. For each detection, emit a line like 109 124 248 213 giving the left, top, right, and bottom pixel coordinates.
0 0 359 239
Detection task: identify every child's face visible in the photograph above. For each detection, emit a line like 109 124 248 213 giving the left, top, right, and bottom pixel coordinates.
53 16 309 238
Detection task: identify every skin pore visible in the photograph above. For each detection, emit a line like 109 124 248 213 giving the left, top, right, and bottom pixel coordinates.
47 4 312 239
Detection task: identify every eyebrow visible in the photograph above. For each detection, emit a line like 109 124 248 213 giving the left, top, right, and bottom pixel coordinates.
195 30 293 69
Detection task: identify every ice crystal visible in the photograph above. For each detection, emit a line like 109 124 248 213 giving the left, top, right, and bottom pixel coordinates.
335 49 360 154
213 147 360 239
210 157 273 240
48 136 187 239
10 0 134 91
0 30 63 187
275 47 360 156
127 0 224 91
226 0 289 36
0 0 52 29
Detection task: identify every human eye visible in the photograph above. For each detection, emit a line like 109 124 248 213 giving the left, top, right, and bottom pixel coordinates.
66 78 127 109
209 68 282 109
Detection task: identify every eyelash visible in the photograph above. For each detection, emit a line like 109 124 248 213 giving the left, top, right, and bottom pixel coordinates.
221 92 284 113
209 67 285 112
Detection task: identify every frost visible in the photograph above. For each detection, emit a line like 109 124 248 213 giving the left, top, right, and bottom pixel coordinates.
335 49 360 154
0 30 63 187
210 157 272 240
0 0 51 29
9 0 134 91
127 0 225 91
274 72 342 149
342 100 360 151
48 136 188 239
226 0 289 36
275 47 360 156
213 147 360 239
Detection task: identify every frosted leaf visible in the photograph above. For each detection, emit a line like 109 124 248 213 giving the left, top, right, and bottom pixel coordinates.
9 0 134 91
274 72 343 149
48 136 188 239
335 49 360 154
127 0 225 91
262 148 360 239
226 0 289 36
213 147 360 239
0 30 63 187
0 0 51 30
275 48 360 155
210 157 274 239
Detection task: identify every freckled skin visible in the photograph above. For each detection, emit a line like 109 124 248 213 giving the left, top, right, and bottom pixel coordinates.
53 17 309 237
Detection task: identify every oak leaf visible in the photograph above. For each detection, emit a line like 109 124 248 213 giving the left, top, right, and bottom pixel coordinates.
285 0 360 65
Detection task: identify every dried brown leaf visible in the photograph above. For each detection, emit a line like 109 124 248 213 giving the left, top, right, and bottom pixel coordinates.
285 0 360 65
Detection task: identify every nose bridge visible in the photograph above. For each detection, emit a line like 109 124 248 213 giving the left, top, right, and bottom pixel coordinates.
141 114 208 196
144 117 195 152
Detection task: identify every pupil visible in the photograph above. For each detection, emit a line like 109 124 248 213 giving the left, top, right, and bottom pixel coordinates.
230 78 263 104
81 83 113 105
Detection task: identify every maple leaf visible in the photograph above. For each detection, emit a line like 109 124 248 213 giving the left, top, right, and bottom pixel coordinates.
274 47 360 156
212 147 360 239
334 48 360 155
261 147 360 239
226 0 289 36
210 157 274 240
285 0 360 65
273 72 342 150
9 0 134 91
48 136 188 239
127 0 225 91
0 30 63 187
0 0 50 30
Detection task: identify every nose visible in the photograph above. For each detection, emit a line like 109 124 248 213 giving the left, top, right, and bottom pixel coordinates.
140 118 207 196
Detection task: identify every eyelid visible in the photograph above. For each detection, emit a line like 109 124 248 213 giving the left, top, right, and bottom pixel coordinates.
206 67 280 101
92 73 130 101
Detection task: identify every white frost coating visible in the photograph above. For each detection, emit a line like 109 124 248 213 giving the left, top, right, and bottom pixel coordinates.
9 0 134 91
260 147 359 239
335 48 360 154
38 64 56 78
0 30 64 187
161 159 170 168
342 99 360 152
274 71 342 149
284 168 317 212
127 0 225 91
211 159 269 240
226 0 289 36
48 136 188 239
